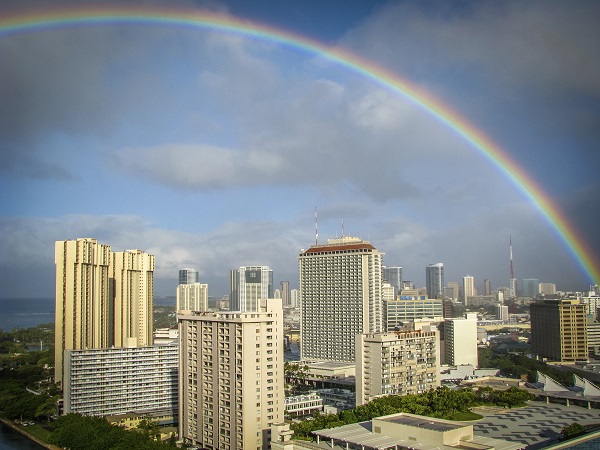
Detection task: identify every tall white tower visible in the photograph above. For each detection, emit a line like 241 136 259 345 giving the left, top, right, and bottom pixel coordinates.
463 275 475 304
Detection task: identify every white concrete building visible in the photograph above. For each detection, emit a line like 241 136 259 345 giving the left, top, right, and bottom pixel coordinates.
299 236 384 363
178 298 284 450
444 313 478 367
284 393 323 417
176 283 208 312
356 330 439 406
63 344 178 418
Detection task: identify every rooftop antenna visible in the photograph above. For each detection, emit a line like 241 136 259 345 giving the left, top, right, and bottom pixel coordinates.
509 235 516 299
342 217 345 238
315 207 318 246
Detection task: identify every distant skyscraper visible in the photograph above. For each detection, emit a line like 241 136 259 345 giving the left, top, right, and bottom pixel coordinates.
179 268 199 285
446 282 459 301
55 239 154 386
426 263 444 299
522 278 540 298
229 266 273 312
382 266 402 299
280 281 290 307
496 304 509 321
179 298 284 449
290 289 300 308
176 283 208 312
463 275 475 304
299 236 383 363
483 279 492 296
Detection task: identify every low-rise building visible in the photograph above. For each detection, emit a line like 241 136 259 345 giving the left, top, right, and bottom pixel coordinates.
284 393 323 417
63 344 178 418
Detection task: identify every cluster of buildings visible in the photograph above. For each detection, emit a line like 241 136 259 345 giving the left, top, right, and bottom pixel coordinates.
53 236 598 449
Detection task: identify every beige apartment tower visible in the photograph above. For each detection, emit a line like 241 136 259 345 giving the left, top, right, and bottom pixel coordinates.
178 298 284 450
54 238 154 385
299 236 384 363
356 330 439 406
177 283 209 312
112 250 155 348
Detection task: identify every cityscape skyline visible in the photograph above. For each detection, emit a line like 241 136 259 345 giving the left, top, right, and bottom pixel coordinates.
1 1 599 299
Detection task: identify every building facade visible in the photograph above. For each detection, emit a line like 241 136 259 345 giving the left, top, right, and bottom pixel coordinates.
382 266 402 299
539 283 557 296
55 239 155 386
55 238 112 385
63 344 178 417
179 268 199 285
229 266 273 312
280 281 290 307
384 295 443 331
522 279 540 298
463 276 475 304
177 283 209 312
178 298 284 450
530 299 588 363
112 250 155 348
356 330 439 406
299 236 384 363
426 263 444 299
443 314 478 367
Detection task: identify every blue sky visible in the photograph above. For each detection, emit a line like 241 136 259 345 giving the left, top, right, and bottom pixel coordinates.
1 0 599 298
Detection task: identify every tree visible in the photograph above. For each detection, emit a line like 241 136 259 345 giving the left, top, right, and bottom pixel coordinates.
562 423 585 439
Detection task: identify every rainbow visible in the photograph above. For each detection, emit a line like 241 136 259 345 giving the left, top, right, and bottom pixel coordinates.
2 5 598 285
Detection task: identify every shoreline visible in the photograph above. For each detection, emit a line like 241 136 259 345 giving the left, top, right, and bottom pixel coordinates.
0 417 60 450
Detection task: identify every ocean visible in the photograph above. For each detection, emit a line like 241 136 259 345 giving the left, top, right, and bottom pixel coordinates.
0 298 54 331
0 297 176 332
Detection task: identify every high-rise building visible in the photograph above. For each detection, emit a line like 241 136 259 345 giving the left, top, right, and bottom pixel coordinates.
382 266 402 299
299 236 383 363
178 298 284 450
280 281 290 307
63 344 178 417
425 263 444 299
483 279 492 296
522 278 540 298
112 249 155 348
179 268 199 285
384 293 443 331
55 239 155 386
229 266 273 312
530 299 588 363
290 289 300 308
55 238 111 385
443 313 478 367
463 276 475 304
356 329 439 406
177 283 208 312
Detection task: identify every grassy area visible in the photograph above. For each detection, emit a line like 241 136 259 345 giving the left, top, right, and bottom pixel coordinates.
450 411 483 421
20 423 52 443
